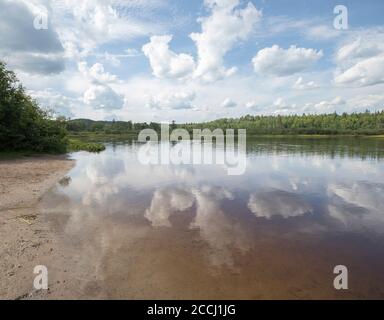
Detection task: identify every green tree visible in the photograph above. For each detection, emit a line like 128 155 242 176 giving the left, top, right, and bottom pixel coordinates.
0 62 68 153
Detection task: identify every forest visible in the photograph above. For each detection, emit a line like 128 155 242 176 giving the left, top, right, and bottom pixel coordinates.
67 112 384 136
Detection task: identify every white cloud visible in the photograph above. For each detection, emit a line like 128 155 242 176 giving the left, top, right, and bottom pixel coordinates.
252 45 323 77
191 0 261 82
334 30 384 87
83 84 124 110
306 25 342 41
124 48 141 57
303 96 345 114
142 35 196 80
78 61 118 83
99 49 141 67
335 34 384 64
146 91 196 110
300 94 384 115
347 94 384 111
49 0 169 57
221 98 237 108
335 54 384 87
78 61 123 110
245 101 259 111
29 89 76 118
272 97 297 114
293 77 318 90
142 0 261 82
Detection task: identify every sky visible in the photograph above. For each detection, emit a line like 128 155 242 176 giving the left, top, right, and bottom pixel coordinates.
1 0 384 123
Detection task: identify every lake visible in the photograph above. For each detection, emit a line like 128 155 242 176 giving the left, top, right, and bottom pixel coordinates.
39 137 384 299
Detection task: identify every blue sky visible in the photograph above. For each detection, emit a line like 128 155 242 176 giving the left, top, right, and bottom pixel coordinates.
1 0 384 122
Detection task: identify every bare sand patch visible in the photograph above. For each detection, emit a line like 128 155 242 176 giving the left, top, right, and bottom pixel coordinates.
0 155 74 211
0 155 75 299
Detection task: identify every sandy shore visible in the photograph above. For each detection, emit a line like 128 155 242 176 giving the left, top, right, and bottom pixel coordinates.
0 156 74 211
0 155 74 299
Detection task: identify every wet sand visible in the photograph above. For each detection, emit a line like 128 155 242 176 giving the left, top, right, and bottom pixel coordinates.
0 156 75 299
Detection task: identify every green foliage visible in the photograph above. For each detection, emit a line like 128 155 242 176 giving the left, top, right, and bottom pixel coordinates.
181 112 384 135
67 111 384 136
0 62 67 153
68 139 106 153
67 118 135 134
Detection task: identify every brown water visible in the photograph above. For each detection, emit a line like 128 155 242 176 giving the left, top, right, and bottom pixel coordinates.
39 137 384 299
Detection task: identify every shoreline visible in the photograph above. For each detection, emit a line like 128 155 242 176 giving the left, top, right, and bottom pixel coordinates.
69 132 384 139
0 155 75 299
0 154 75 211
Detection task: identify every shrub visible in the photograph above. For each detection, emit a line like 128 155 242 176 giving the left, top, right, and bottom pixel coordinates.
0 62 68 153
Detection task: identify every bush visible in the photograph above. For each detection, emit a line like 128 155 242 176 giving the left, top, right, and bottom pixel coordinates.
0 62 67 153
67 139 105 153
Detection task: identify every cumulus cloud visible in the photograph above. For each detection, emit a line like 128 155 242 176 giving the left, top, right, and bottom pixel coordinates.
83 84 124 110
146 91 196 110
142 0 261 82
252 45 323 77
78 61 118 83
142 35 196 80
248 190 313 219
78 61 123 110
334 30 384 87
191 0 261 82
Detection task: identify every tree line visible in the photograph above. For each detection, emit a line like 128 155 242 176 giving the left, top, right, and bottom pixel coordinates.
182 113 384 135
67 112 384 136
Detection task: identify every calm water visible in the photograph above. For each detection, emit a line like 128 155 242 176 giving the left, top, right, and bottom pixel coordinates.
40 137 384 299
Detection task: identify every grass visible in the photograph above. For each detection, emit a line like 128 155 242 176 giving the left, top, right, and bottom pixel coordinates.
0 150 36 160
0 139 106 158
67 139 106 153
